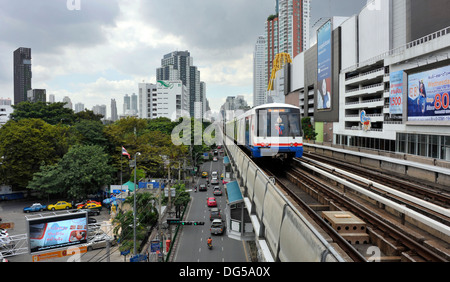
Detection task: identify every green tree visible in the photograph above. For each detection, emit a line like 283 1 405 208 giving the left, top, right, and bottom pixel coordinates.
27 145 115 199
10 102 76 125
71 119 109 147
301 117 318 141
0 118 69 189
113 192 158 253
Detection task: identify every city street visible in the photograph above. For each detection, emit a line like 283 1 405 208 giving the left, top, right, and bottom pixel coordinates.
173 154 249 262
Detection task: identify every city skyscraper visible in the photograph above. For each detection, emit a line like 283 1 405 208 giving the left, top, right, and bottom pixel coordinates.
74 102 85 113
254 35 267 107
156 51 205 118
62 96 72 110
123 94 130 115
13 47 32 105
265 0 310 88
111 99 118 121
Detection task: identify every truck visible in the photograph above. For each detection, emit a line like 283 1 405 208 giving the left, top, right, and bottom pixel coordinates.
210 219 225 235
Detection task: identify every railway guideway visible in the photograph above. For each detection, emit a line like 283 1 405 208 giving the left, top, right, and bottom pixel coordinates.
223 134 348 262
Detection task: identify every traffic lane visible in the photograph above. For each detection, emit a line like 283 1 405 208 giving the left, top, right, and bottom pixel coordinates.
175 158 247 262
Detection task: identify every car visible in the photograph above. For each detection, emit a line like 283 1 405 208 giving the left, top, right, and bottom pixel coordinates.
213 186 222 196
86 233 116 251
76 200 101 209
47 201 72 211
202 171 208 178
210 219 225 235
199 184 207 191
207 197 217 207
211 171 218 178
78 202 102 211
213 157 218 162
211 177 219 185
209 208 222 221
23 203 47 213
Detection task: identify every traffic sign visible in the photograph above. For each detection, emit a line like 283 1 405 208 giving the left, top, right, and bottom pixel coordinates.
130 254 147 262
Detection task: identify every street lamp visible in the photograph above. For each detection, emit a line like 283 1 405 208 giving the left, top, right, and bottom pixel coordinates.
133 152 141 256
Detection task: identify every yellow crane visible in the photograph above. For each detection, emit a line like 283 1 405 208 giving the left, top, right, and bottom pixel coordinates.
267 52 292 91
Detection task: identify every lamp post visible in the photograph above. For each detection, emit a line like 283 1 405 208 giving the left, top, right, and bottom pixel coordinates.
133 152 141 256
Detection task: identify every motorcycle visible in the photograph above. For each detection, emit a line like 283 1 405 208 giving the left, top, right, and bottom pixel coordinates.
207 242 212 250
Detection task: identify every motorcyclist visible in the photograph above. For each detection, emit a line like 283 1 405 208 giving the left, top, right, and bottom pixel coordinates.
207 237 212 248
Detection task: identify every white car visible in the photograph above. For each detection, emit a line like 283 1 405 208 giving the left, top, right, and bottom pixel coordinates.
86 233 116 251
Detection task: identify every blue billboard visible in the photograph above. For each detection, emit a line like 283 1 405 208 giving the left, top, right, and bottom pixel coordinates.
317 20 332 110
408 65 450 121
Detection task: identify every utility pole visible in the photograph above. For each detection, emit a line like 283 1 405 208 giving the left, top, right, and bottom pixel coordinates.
133 152 141 256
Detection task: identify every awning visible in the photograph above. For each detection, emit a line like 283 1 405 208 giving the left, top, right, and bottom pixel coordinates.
223 156 230 165
225 181 243 205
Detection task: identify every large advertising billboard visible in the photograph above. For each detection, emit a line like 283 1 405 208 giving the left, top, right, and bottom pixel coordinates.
27 212 87 254
390 71 404 115
408 65 450 121
317 20 332 110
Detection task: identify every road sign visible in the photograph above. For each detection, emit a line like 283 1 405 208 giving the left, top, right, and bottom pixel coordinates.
130 254 147 262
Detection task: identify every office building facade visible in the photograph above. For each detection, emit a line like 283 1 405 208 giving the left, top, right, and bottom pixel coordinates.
13 47 32 105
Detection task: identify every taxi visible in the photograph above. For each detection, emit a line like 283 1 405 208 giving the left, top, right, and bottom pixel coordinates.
202 171 208 178
47 201 72 211
79 202 102 211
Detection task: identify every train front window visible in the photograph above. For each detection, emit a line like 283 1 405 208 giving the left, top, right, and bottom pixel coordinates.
257 108 301 137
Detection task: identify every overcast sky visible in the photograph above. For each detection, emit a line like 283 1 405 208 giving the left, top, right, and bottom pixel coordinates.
0 0 368 117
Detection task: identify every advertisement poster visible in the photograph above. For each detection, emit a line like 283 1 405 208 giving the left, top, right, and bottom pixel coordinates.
28 215 87 254
317 20 332 110
390 71 404 114
408 65 450 121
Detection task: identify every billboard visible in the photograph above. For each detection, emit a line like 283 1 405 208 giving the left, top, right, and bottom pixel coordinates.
390 71 404 114
27 212 87 254
317 20 332 110
408 65 450 121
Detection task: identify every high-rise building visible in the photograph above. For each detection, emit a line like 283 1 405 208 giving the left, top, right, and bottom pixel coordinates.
123 94 130 115
254 35 267 107
74 102 85 113
265 0 310 89
111 99 118 122
27 89 46 103
278 0 310 57
157 51 205 118
13 47 32 105
62 96 72 110
92 104 107 119
138 81 189 121
131 93 138 115
49 94 55 103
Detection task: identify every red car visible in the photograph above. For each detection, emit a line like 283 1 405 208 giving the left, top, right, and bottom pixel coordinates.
207 197 217 207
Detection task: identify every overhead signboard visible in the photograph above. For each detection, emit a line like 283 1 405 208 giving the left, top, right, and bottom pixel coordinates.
27 212 88 255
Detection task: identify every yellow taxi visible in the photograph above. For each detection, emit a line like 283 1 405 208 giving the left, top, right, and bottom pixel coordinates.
202 171 208 178
47 201 72 211
83 202 102 211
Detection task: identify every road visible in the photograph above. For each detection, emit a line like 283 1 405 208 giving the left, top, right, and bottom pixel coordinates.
173 154 248 262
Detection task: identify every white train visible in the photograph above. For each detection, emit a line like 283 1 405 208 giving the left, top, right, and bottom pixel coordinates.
225 103 303 160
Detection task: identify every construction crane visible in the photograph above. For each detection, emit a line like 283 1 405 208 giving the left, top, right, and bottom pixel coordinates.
267 52 292 91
